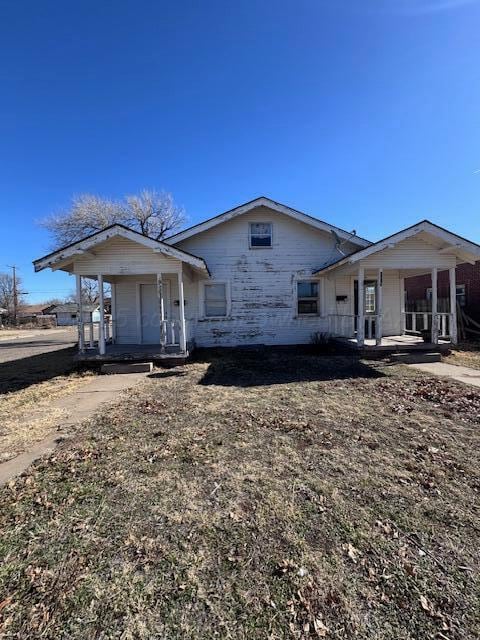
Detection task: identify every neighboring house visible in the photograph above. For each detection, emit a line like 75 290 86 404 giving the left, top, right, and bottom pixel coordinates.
406 262 480 338
47 303 100 326
18 303 50 318
33 197 480 358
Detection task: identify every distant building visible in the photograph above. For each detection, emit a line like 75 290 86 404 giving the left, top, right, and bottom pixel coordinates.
46 302 100 326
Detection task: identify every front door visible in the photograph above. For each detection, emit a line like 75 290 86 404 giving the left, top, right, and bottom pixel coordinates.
354 279 377 335
139 283 170 344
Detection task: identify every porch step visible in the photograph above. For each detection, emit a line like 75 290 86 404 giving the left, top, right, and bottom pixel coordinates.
101 362 154 374
389 352 442 365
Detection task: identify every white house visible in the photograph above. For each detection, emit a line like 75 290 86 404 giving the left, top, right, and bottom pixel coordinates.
46 302 100 326
33 197 480 360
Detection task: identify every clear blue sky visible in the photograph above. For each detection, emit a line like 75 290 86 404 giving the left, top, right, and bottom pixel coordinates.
1 0 479 303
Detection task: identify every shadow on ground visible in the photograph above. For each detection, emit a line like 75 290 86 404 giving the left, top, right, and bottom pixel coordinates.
0 347 77 394
195 347 385 387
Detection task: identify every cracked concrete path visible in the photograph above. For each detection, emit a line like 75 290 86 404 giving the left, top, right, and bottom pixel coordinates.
408 361 480 388
0 372 146 486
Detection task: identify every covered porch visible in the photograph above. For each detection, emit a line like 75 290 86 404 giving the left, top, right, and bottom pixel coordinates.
75 271 192 361
317 221 480 350
33 224 210 362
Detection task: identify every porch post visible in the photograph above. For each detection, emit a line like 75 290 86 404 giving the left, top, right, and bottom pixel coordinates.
111 282 117 343
177 270 187 353
357 265 365 346
375 268 383 346
400 276 406 335
76 274 84 353
157 273 166 353
449 267 458 344
431 267 438 344
98 274 106 355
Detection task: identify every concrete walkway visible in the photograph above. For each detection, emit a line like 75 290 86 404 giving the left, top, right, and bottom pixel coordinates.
0 372 146 486
408 361 480 388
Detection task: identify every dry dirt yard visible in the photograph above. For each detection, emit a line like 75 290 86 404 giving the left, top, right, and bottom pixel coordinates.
443 341 480 370
0 344 94 463
1 350 479 639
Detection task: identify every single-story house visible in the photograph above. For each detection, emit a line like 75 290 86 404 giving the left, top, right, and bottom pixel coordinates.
46 302 100 326
33 197 480 359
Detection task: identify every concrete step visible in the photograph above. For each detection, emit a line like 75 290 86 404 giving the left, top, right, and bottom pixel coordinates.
101 362 153 374
389 352 442 365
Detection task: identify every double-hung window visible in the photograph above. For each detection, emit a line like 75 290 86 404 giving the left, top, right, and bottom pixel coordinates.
249 222 272 248
297 281 319 315
203 283 228 318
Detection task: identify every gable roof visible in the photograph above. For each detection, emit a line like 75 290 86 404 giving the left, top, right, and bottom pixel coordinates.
165 196 372 247
314 220 480 275
33 224 210 275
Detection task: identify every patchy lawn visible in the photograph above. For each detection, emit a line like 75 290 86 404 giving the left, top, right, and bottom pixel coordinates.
444 341 480 370
0 369 94 463
1 351 479 639
0 341 95 463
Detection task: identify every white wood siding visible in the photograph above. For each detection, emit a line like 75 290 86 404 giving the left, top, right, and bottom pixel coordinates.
175 206 352 347
73 237 182 276
360 237 456 271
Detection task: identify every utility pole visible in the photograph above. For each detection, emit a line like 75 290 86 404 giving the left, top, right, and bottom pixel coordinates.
6 265 18 325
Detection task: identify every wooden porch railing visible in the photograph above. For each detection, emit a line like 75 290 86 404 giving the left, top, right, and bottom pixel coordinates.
78 318 185 352
79 320 113 350
403 312 453 339
328 314 380 341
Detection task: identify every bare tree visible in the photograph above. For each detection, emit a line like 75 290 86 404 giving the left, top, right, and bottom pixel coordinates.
0 272 26 317
124 190 186 240
67 279 100 304
42 190 185 249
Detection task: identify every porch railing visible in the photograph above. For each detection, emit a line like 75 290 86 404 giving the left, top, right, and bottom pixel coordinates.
328 314 355 337
403 312 453 339
79 319 114 350
79 318 184 351
160 319 182 347
328 314 380 341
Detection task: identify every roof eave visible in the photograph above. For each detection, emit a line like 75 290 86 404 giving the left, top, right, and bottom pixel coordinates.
165 197 372 247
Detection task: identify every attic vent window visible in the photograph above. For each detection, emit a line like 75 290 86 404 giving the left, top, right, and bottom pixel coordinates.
249 222 272 248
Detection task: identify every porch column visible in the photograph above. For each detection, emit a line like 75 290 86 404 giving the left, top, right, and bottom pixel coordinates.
375 268 383 346
177 270 187 353
76 274 85 353
98 274 106 355
111 283 117 343
357 266 365 346
431 267 438 344
157 273 166 353
449 267 458 344
400 276 406 335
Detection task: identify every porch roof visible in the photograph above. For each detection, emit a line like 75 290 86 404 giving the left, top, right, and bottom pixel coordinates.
314 220 480 276
33 224 210 277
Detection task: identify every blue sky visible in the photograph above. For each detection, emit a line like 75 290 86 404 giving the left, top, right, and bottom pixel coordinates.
1 0 479 302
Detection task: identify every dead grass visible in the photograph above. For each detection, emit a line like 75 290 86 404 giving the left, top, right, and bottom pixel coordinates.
0 371 95 463
444 341 480 369
0 351 479 639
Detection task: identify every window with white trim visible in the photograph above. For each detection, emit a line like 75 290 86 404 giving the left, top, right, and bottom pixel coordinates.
203 283 228 317
249 222 272 248
297 281 319 315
